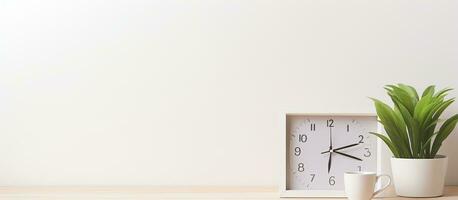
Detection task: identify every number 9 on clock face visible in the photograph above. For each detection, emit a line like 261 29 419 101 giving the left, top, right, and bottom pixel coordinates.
284 114 378 192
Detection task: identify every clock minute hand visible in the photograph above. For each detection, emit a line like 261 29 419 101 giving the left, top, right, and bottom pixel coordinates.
334 151 362 161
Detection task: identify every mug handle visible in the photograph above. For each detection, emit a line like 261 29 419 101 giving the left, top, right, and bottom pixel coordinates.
373 174 391 197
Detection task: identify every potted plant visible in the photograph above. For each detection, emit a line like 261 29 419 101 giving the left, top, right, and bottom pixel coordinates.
370 84 458 197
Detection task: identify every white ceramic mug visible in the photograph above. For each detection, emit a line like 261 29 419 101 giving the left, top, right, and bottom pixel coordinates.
344 172 391 200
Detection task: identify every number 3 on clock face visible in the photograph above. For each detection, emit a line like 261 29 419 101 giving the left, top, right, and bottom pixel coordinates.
286 114 378 191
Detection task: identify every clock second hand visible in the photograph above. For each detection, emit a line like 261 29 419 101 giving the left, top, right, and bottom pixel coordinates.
327 127 332 173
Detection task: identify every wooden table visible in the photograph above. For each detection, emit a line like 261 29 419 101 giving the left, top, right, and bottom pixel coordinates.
0 186 456 199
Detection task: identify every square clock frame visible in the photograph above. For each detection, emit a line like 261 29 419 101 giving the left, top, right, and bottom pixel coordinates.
280 113 389 197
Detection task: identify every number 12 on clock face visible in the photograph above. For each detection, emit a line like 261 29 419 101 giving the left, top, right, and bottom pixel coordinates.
286 115 378 191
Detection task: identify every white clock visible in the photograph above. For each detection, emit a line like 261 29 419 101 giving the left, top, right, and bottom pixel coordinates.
280 113 385 197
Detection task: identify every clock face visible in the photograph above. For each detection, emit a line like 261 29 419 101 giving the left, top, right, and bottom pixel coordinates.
286 115 378 190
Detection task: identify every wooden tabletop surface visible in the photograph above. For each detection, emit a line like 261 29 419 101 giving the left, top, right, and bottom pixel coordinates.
0 186 456 200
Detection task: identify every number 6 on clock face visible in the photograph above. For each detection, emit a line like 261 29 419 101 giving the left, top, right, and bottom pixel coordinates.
282 114 380 197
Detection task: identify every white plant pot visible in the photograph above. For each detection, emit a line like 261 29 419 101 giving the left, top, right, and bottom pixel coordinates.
391 155 448 197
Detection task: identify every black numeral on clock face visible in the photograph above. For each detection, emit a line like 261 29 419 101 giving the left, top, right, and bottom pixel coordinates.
298 134 307 143
326 119 334 127
294 147 301 156
298 163 305 172
364 148 371 157
310 123 316 131
310 174 316 182
329 176 335 185
347 124 349 132
359 135 364 143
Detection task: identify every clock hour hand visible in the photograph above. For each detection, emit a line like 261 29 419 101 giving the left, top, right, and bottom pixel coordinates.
334 151 362 161
321 143 360 154
334 143 360 151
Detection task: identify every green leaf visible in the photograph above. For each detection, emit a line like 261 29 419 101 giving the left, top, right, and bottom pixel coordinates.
371 98 412 157
414 93 433 122
431 114 458 156
400 84 420 101
434 88 453 99
370 132 400 158
422 85 435 97
420 132 437 158
397 103 420 156
372 84 457 158
386 85 416 114
431 98 455 121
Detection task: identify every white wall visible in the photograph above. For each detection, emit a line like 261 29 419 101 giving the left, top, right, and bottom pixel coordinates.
0 0 457 186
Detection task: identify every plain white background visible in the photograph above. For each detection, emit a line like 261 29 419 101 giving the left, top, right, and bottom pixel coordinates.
0 0 457 186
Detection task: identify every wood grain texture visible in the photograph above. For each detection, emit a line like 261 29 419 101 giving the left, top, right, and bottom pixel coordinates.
0 186 456 200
